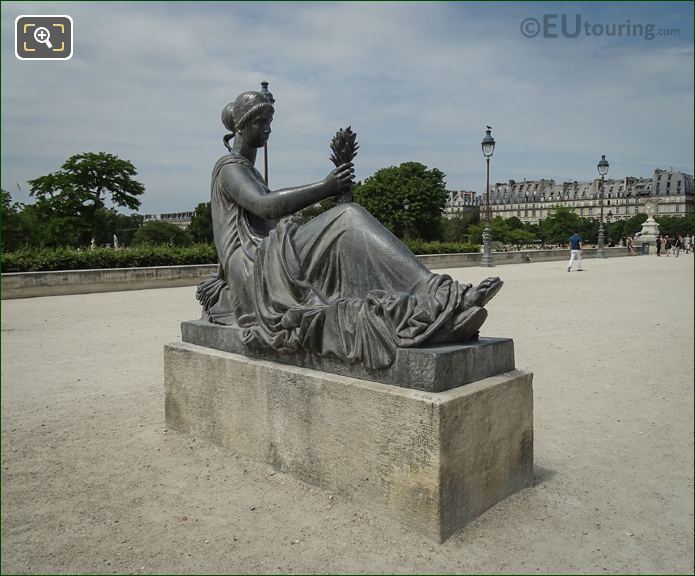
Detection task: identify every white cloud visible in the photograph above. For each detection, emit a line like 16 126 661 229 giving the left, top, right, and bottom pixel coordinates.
2 1 693 213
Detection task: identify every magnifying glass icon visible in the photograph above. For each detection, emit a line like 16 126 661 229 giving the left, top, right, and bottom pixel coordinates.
33 27 53 49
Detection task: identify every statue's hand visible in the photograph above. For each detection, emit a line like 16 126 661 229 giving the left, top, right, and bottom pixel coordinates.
325 162 354 196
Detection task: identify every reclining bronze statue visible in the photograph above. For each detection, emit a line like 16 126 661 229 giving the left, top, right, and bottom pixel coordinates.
197 90 502 370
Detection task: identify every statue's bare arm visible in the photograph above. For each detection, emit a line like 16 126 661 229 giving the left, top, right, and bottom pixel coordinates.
220 162 354 220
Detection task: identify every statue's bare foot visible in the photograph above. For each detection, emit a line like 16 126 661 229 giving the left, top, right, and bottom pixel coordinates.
422 276 503 346
463 277 503 308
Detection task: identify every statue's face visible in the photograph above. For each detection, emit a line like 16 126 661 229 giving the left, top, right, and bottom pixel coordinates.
241 111 273 148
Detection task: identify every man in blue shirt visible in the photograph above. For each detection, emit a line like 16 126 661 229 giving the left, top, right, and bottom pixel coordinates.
568 232 583 272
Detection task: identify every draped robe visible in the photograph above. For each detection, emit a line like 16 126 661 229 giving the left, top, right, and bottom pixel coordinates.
199 152 487 369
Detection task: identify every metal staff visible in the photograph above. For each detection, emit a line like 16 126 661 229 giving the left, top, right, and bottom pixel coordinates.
260 81 275 184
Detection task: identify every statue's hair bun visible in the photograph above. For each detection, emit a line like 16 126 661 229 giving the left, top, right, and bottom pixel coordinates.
221 102 236 133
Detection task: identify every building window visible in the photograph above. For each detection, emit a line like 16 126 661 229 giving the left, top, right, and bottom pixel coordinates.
589 208 593 215
580 209 584 215
634 207 639 214
676 205 680 213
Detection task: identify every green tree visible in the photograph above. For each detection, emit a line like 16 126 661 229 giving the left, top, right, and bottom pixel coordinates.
1 189 27 251
577 217 599 246
113 212 144 246
28 152 145 245
188 202 214 243
353 162 448 240
504 216 526 231
132 221 192 246
441 208 480 243
89 209 143 246
655 215 693 237
525 223 542 244
506 228 537 246
622 213 648 235
606 219 627 245
18 199 83 247
467 217 509 245
538 207 583 245
467 217 539 247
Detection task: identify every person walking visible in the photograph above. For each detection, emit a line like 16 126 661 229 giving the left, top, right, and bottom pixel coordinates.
567 231 583 272
686 234 693 254
627 235 635 256
673 234 683 257
664 235 671 257
656 235 662 257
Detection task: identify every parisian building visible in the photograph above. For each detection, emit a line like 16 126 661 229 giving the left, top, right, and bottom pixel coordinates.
481 168 693 225
143 211 195 229
444 189 480 217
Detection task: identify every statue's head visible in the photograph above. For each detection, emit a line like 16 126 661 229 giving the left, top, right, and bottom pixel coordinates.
222 91 274 151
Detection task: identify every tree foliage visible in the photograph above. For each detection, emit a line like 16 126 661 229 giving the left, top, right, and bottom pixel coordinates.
28 152 145 244
440 208 480 243
1 189 27 251
467 217 539 246
603 214 646 244
653 215 693 237
132 221 193 246
353 162 448 240
538 207 583 245
188 202 214 243
1 188 143 249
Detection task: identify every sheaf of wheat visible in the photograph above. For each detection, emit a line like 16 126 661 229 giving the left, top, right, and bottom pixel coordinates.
329 126 358 203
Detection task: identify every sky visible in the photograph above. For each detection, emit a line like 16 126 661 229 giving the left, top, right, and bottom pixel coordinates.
2 1 693 214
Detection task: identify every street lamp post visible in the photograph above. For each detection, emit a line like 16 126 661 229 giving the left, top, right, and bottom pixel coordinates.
596 154 609 258
481 127 496 267
260 81 275 184
403 198 410 241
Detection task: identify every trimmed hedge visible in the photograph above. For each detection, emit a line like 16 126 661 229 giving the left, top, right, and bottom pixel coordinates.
2 244 218 273
2 240 480 273
404 239 480 255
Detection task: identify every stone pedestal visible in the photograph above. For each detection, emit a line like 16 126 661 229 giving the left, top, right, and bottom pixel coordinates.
164 342 534 542
636 215 660 249
181 320 515 393
636 199 661 250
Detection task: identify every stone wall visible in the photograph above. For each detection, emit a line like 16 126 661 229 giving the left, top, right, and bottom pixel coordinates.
1 264 218 299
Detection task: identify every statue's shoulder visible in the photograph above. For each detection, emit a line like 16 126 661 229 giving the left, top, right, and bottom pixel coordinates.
216 152 253 169
213 153 254 181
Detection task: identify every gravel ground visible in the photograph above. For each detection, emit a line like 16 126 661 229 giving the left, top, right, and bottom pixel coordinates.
1 254 693 574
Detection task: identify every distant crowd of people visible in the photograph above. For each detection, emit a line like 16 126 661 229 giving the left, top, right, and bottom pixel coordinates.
621 234 692 257
654 234 692 257
568 232 692 270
